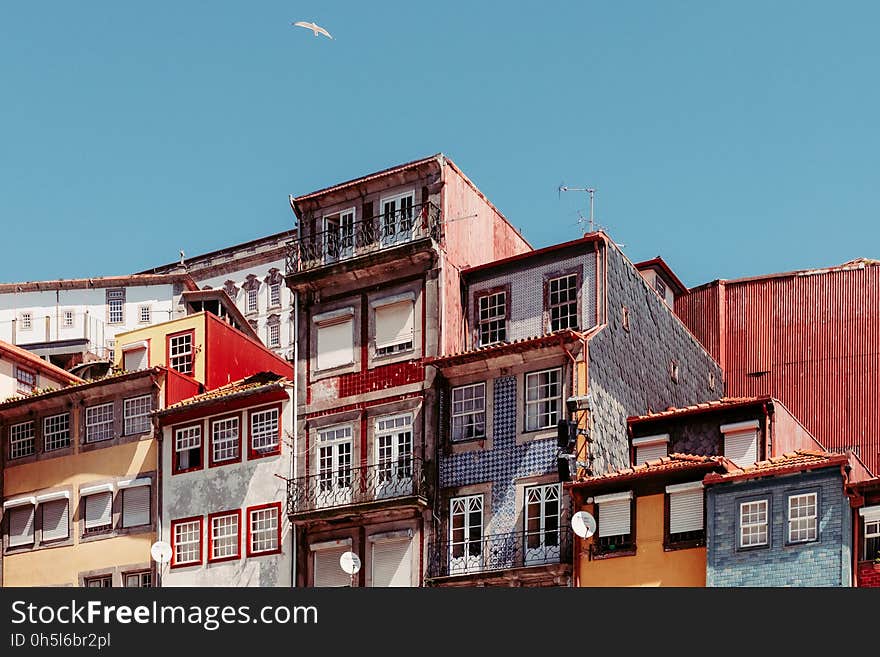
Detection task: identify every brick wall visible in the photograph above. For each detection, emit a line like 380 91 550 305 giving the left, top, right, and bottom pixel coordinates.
587 244 724 474
706 469 851 587
857 561 880 587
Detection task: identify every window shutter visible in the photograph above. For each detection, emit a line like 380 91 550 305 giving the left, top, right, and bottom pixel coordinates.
635 443 668 465
597 496 631 537
316 318 354 370
122 486 150 528
85 492 113 529
314 547 351 587
724 431 758 467
371 539 412 587
669 488 704 534
123 348 148 372
42 500 69 542
8 506 35 547
375 301 414 350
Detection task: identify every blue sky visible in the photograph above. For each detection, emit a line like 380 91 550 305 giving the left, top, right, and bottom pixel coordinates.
1 1 878 286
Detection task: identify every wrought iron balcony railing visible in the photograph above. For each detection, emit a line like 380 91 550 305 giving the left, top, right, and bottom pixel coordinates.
426 528 572 579
286 201 442 274
286 457 428 516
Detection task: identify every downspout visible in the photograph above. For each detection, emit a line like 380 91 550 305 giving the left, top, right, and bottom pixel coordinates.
290 289 299 588
152 371 164 588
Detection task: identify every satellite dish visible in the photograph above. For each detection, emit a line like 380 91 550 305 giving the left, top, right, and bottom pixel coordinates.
339 551 361 575
571 511 597 539
151 540 173 564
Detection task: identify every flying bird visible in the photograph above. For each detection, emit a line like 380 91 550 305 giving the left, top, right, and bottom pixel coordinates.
292 21 333 39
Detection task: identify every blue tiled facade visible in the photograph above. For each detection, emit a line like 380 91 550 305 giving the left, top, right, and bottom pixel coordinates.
706 468 852 587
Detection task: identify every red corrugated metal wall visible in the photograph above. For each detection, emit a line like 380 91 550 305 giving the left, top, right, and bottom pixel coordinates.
678 265 880 474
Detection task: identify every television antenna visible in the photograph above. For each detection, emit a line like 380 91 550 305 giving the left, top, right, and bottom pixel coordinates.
558 185 596 232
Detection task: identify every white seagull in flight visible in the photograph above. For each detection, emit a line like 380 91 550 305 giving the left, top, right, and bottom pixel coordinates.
292 21 333 39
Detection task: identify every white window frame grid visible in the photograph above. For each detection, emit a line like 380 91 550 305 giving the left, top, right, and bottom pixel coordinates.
173 520 201 565
250 408 279 453
107 289 125 325
169 333 194 376
451 382 486 442
249 507 279 554
138 305 152 324
85 402 114 443
63 309 74 328
43 413 71 452
247 287 259 313
267 322 281 348
375 414 414 485
317 425 353 495
174 425 202 470
15 366 36 394
525 368 562 432
86 576 113 588
739 499 769 548
788 493 818 543
19 312 32 331
548 273 579 332
211 416 239 463
123 395 152 435
864 519 880 560
477 291 506 346
449 494 484 573
9 421 35 459
269 282 282 307
124 571 152 587
211 513 239 560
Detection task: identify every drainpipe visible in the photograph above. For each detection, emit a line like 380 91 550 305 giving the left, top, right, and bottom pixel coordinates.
289 289 299 588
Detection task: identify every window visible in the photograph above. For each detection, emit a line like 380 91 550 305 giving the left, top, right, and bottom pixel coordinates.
548 273 579 332
85 402 114 443
41 499 70 542
83 491 113 535
451 383 486 442
655 276 667 299
524 484 561 565
123 346 148 371
19 312 32 331
15 366 36 394
44 413 71 452
168 331 194 376
9 421 35 459
267 323 281 348
107 339 116 363
7 504 35 547
247 287 259 313
477 291 506 346
317 426 352 507
211 416 240 465
788 493 818 543
864 518 880 561
722 421 759 467
123 395 152 435
138 305 152 324
324 209 355 262
315 311 354 371
595 491 634 554
247 503 281 556
249 406 280 457
380 192 415 243
124 571 152 587
171 517 203 567
371 538 413 587
449 495 483 574
313 543 351 586
666 481 705 547
632 434 669 466
209 511 240 562
374 299 414 356
375 415 413 494
121 483 150 528
85 576 112 588
174 424 202 473
106 288 125 324
269 283 282 307
63 310 74 328
739 499 769 548
525 368 562 432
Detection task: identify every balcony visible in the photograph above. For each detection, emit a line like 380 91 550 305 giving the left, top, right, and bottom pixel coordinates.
426 528 573 580
286 457 428 519
285 201 442 275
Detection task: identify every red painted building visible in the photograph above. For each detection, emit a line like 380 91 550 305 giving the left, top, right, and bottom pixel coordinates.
676 258 880 474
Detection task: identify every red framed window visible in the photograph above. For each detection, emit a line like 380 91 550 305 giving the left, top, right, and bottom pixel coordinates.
172 422 204 474
167 330 195 376
15 366 36 394
171 516 203 568
248 404 282 459
246 502 282 557
208 510 241 563
209 414 242 467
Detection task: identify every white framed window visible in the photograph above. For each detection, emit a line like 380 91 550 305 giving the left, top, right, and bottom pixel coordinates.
44 413 71 452
595 490 634 553
548 273 579 331
655 276 667 299
250 407 279 455
123 345 148 371
666 481 705 543
380 191 415 243
525 368 562 431
477 291 506 346
269 283 282 307
106 288 125 324
451 383 486 441
374 299 414 356
739 499 769 547
370 537 413 587
174 425 202 471
247 287 259 313
173 519 202 565
449 495 483 574
86 576 112 588
524 484 561 565
7 504 35 547
9 421 35 459
864 517 880 561
315 310 354 371
107 339 116 363
267 323 281 348
210 512 239 561
168 332 194 376
15 366 36 394
83 491 113 534
317 426 353 505
375 414 413 492
632 434 669 466
788 493 818 543
85 402 114 443
63 310 74 328
41 499 70 542
211 416 239 464
324 208 356 262
124 571 152 587
249 505 279 555
19 312 32 331
123 395 152 435
722 420 759 467
138 305 152 324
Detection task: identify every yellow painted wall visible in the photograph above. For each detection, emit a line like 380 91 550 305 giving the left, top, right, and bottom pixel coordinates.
576 493 707 587
114 314 206 383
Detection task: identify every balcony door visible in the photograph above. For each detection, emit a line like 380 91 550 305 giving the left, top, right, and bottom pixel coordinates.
524 483 561 566
449 495 483 575
380 192 415 247
324 209 355 263
316 426 352 508
374 414 413 499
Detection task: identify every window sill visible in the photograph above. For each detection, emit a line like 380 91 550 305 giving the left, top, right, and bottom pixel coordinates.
172 466 204 475
664 539 705 552
247 547 283 558
80 530 116 544
170 561 202 570
207 554 241 565
248 447 281 461
448 437 492 455
591 548 636 560
735 543 770 553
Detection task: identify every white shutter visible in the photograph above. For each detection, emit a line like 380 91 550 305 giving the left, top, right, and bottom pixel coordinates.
316 318 354 370
371 539 412 587
375 301 414 350
123 348 148 371
724 430 758 467
596 492 632 537
8 506 35 547
314 547 351 587
668 488 704 534
122 486 150 528
635 443 668 465
42 500 69 542
84 492 113 529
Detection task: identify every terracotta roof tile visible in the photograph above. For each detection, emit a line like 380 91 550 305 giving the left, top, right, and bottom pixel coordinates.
0 367 159 407
704 450 847 484
628 396 774 423
159 372 288 412
571 453 725 488
426 328 596 367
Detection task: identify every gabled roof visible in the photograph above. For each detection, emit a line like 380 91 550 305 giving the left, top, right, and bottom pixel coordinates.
425 329 589 369
0 340 82 386
569 453 725 489
0 367 162 409
0 273 199 294
462 233 604 279
633 256 688 295
156 371 289 415
628 396 774 423
703 450 847 485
